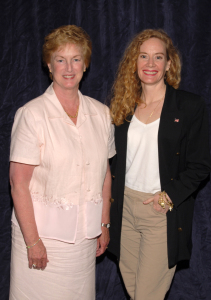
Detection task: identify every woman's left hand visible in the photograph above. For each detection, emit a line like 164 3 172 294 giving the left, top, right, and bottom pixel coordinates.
96 227 110 257
143 193 171 214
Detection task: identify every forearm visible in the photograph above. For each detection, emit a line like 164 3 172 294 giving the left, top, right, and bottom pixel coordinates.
101 161 112 224
164 100 211 208
96 161 111 257
11 184 39 246
10 162 39 246
163 154 211 208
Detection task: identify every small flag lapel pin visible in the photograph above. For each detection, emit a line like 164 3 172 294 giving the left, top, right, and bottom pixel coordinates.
174 118 179 122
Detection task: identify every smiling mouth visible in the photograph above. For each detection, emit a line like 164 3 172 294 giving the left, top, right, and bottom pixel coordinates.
63 75 74 79
143 71 158 75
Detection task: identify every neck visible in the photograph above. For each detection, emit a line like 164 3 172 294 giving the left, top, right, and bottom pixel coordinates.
141 82 166 105
53 83 79 108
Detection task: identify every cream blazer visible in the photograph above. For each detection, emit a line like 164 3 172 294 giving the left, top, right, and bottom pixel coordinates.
10 84 116 242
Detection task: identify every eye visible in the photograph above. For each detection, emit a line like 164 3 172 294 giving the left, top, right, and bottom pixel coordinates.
140 54 147 59
73 58 81 62
155 55 163 60
57 59 64 63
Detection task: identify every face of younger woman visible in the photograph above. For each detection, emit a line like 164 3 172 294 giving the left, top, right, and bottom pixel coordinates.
137 37 171 88
48 43 86 94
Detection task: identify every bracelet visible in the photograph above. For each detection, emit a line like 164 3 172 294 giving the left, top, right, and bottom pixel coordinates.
26 238 41 249
165 197 174 211
158 192 166 209
101 223 111 228
158 191 174 211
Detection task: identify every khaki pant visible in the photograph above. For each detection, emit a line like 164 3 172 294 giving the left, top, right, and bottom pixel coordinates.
119 186 176 300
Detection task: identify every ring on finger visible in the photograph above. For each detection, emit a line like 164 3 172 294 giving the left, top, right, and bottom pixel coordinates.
32 263 37 268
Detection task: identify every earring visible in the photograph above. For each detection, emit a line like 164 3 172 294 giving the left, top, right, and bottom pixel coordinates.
84 68 86 72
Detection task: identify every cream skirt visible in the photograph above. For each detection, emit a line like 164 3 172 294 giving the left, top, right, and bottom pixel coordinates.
9 224 97 300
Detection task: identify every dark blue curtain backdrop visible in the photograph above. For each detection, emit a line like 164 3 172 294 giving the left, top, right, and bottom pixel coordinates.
1 0 211 299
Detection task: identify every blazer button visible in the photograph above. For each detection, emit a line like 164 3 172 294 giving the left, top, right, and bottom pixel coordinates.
176 152 180 155
110 198 114 203
171 178 173 181
112 175 115 179
178 227 183 232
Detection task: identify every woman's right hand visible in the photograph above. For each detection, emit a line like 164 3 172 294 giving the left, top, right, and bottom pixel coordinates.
143 192 172 214
27 239 49 270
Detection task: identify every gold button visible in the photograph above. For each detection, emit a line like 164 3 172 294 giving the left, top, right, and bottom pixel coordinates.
171 178 173 181
110 198 114 203
176 152 180 155
178 227 182 232
112 175 115 179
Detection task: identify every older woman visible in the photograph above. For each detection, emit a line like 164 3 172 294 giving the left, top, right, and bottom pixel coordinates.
108 29 211 300
9 25 115 300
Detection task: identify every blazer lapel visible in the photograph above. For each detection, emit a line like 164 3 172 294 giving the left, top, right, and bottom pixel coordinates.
115 114 133 211
158 85 184 187
115 115 133 157
158 85 183 153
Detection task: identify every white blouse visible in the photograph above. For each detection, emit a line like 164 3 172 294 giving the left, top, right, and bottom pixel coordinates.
125 115 161 194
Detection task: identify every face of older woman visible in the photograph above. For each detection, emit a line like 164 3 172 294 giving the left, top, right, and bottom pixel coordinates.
48 43 86 93
137 38 171 87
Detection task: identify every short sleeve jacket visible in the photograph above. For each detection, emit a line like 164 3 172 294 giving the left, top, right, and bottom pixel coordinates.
10 84 116 242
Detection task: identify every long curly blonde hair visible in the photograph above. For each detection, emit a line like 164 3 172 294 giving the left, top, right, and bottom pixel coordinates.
110 29 181 126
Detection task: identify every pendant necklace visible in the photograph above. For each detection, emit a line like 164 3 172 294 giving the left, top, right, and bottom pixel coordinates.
138 95 165 124
145 99 162 124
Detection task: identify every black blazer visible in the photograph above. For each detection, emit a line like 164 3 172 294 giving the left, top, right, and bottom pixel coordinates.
108 84 211 268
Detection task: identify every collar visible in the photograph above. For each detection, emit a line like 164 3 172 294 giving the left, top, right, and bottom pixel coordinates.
43 83 97 119
162 84 178 111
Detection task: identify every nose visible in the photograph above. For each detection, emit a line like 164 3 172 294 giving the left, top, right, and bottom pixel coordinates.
66 61 73 72
147 56 155 67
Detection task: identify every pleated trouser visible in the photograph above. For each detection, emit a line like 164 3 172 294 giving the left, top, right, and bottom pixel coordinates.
120 186 176 300
9 223 97 300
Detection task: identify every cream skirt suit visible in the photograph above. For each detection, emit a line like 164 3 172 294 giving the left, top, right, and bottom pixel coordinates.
9 84 116 300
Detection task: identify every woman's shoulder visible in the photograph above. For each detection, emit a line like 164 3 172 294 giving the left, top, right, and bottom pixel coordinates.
24 95 45 110
172 86 205 112
176 88 201 101
14 93 47 125
18 85 56 118
81 93 110 116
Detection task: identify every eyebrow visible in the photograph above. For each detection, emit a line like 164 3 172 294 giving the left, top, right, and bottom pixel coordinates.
139 52 165 55
54 54 82 59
